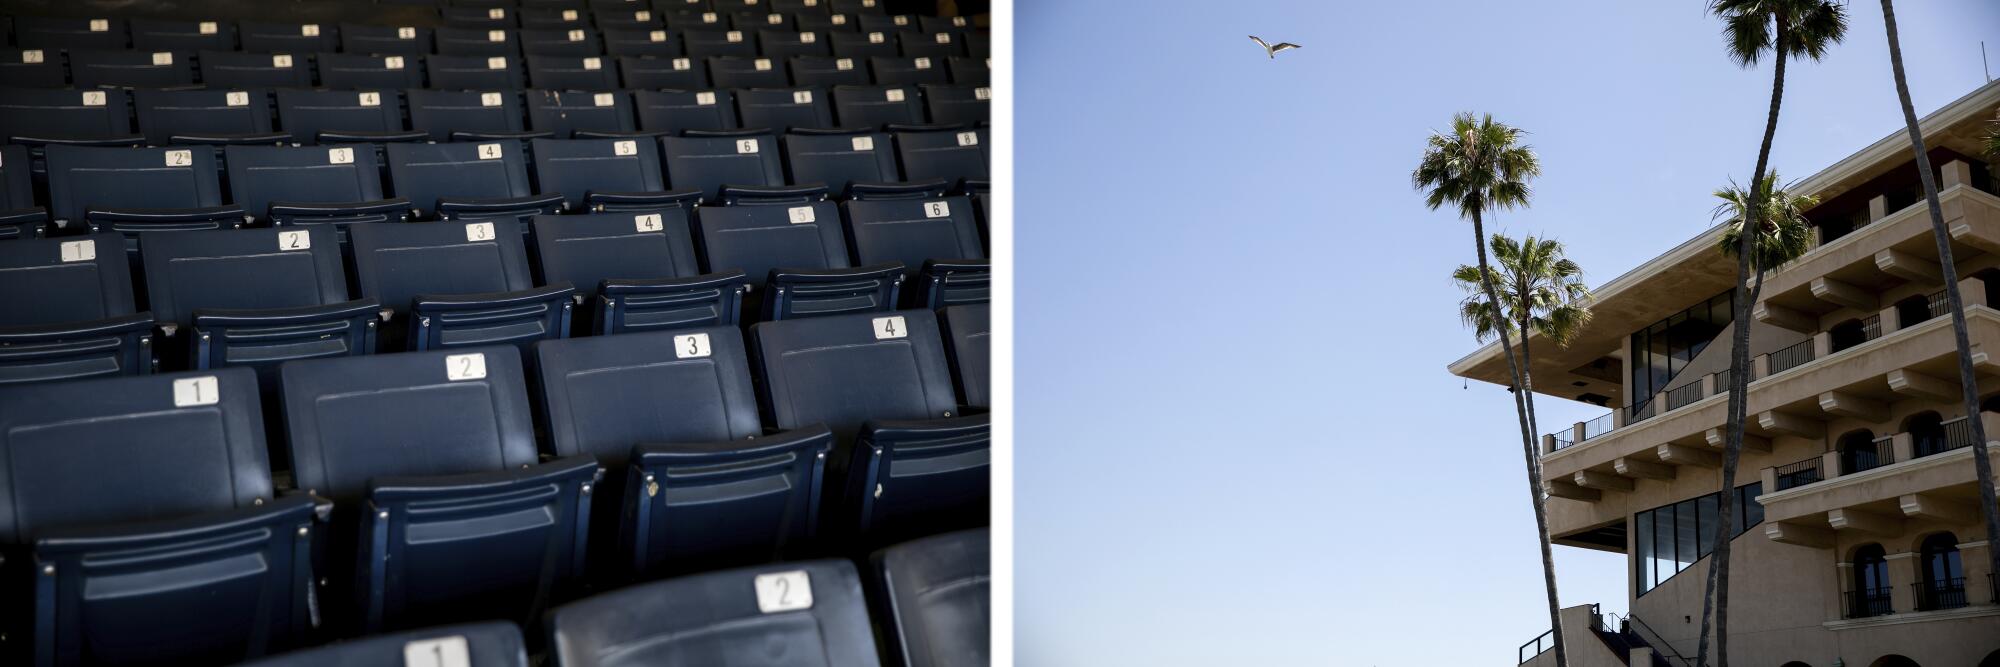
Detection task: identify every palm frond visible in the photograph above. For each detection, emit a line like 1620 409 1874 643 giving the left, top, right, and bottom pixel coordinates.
1714 172 1817 271
1449 233 1594 346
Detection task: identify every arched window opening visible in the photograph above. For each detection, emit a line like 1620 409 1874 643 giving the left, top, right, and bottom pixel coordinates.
1915 533 1966 610
1836 429 1888 475
1849 544 1892 618
1828 317 1874 353
1868 656 1921 667
1903 411 1945 461
1894 293 1938 329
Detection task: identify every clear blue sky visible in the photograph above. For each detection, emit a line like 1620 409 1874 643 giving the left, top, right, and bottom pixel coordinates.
1013 1 1999 664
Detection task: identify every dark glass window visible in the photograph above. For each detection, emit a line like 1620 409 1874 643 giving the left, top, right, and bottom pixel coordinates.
1629 292 1732 417
1635 482 1765 595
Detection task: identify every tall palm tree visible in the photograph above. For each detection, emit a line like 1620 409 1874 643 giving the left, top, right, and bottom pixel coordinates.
1453 234 1594 442
1699 3 1845 665
1414 113 1568 667
1877 0 2000 602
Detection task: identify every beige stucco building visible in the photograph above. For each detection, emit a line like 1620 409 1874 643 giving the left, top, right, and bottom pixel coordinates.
1458 81 2000 667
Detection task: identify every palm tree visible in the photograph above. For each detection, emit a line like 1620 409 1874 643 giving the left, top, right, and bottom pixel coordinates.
1414 113 1568 667
1699 3 1845 665
1453 234 1594 442
1877 0 2000 605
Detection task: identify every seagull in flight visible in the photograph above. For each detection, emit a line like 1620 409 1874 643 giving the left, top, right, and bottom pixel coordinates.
1249 35 1301 59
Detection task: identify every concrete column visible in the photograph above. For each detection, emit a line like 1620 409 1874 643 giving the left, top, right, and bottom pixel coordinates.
1809 224 1824 249
1869 194 1890 222
1755 353 1771 379
1960 275 1988 310
1571 421 1587 446
1821 450 1843 478
1958 540 1993 605
1541 433 1556 456
1812 331 1832 359
1941 159 1972 190
1887 551 1918 612
1880 304 1903 334
1890 432 1915 464
1834 561 1853 620
1760 466 1778 491
1612 406 1627 429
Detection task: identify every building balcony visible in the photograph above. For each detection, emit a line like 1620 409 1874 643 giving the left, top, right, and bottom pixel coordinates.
1756 411 2000 548
1914 577 1971 612
1846 586 1895 619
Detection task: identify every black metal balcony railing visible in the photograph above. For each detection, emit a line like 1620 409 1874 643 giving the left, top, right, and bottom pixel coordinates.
1712 368 1733 394
1860 314 1882 342
1551 433 1574 451
1928 416 1978 458
1925 289 1951 320
1665 382 1705 411
1845 436 1897 474
1914 577 1969 611
1582 413 1613 441
1769 339 1816 374
1846 587 1894 618
1518 629 1554 664
1774 457 1824 490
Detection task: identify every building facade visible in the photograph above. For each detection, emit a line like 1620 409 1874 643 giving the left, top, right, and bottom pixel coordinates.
1460 81 2000 667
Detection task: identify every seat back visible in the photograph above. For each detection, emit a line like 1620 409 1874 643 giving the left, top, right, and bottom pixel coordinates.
131 18 239 52
442 6 518 29
519 7 592 30
790 55 871 87
794 12 858 35
46 145 222 223
134 88 275 145
532 210 702 298
783 130 898 191
592 9 662 31
0 87 134 142
828 30 897 59
831 84 923 128
617 55 709 89
748 309 957 437
15 17 129 50
734 87 834 132
318 52 427 90
407 89 529 140
226 144 387 221
843 193 983 278
525 55 621 91
522 28 605 56
436 26 519 57
341 23 433 55
938 303 988 409
385 141 536 216
199 50 315 88
548 560 880 667
0 48 69 88
693 192 846 282
531 137 666 210
661 131 783 202
0 232 135 327
0 144 36 211
895 127 987 183
633 89 738 134
426 54 529 90
921 83 989 126
870 528 990 667
237 622 528 667
681 28 757 58
527 89 634 137
899 31 963 59
603 28 680 57
276 89 406 143
139 226 349 329
707 55 789 89
349 219 536 317
870 55 946 85
69 49 197 88
240 21 341 54
759 29 831 60
534 326 762 467
946 56 988 86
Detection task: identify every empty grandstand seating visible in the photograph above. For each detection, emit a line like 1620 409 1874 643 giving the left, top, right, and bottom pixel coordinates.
871 528 992 667
240 622 529 667
0 232 154 384
845 180 988 308
548 559 881 667
530 206 748 333
349 218 574 351
138 225 377 373
784 127 900 193
695 183 902 320
941 302 991 409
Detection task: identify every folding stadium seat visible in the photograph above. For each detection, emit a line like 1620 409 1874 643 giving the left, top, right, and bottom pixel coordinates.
0 368 316 667
965 32 991 58
318 52 427 90
0 48 68 87
530 137 687 211
899 31 965 59
918 15 975 34
200 50 315 88
0 233 154 384
532 329 828 577
832 84 925 128
437 26 520 57
532 206 748 332
408 89 537 141
760 29 832 59
239 622 528 667
547 560 880 667
520 7 592 30
869 528 991 667
694 184 901 319
131 18 239 52
279 346 596 633
527 89 636 136
708 55 789 88
594 8 665 30
783 128 898 194
385 141 563 221
710 0 766 13
340 24 433 55
349 219 575 350
831 0 889 14
774 0 836 14
895 125 988 185
671 10 732 31
442 6 519 29
791 55 870 87
225 144 411 228
140 227 379 378
240 21 341 54
871 55 948 85
0 144 42 221
797 12 860 35
939 303 990 408
45 145 242 240
133 88 282 145
735 11 794 32
661 130 785 202
843 181 987 308
68 49 197 88
855 13 915 34
604 28 681 56
523 28 606 56
748 309 989 541
427 54 529 89
275 89 422 144
525 0 593 8
14 17 130 51
736 87 835 132
618 55 709 88
682 28 758 58
829 30 899 59
946 56 988 86
528 55 621 90
634 89 738 134
922 83 990 126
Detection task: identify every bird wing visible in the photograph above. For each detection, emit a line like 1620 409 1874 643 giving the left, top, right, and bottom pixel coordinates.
1248 35 1270 50
1271 43 1301 53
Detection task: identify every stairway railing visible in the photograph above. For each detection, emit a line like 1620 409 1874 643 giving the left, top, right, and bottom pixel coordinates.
1622 613 1691 667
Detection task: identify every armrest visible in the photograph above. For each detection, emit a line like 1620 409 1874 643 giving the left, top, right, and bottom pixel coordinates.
267 197 412 221
85 205 248 227
368 454 600 502
847 179 952 200
411 283 575 311
954 179 990 196
860 413 990 439
168 131 292 146
436 192 566 217
191 298 383 327
0 207 48 238
583 188 704 211
448 130 553 141
278 488 337 524
720 183 829 204
315 130 428 144
573 130 670 139
34 496 318 552
601 269 747 296
683 128 773 138
633 423 833 463
921 258 989 274
0 207 48 225
768 261 905 286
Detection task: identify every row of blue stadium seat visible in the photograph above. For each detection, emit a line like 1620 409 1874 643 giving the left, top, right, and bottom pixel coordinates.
0 87 989 146
0 51 987 94
0 315 989 665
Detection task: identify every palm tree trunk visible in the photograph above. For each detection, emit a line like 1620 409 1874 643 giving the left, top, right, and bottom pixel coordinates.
1699 17 1788 667
1471 211 1568 667
1882 0 2000 595
1519 277 1542 439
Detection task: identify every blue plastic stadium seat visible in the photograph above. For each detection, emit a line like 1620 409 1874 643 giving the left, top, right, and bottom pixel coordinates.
200 50 315 88
796 12 862 35
761 29 832 60
226 144 412 230
661 130 785 202
240 21 341 54
0 144 46 228
407 89 535 141
131 18 238 51
965 32 990 57
790 55 870 87
604 28 681 57
45 145 244 246
736 87 835 132
15 17 129 51
0 368 316 667
0 48 68 88
634 89 737 134
532 207 748 333
318 52 427 90
531 137 686 211
522 28 605 56
279 347 597 633
437 26 519 57
734 11 792 32
844 181 987 308
899 30 965 59
682 28 758 58
442 6 518 29
919 15 974 33
0 232 154 384
938 303 989 408
707 55 788 88
783 128 899 194
340 23 433 55
921 83 990 127
869 528 990 667
349 219 576 350
66 48 195 88
828 30 898 59
855 13 915 33
238 622 528 667
947 56 988 85
617 55 709 88
894 125 988 185
133 88 282 145
533 329 828 577
428 54 528 89
140 226 379 376
548 560 879 667
831 0 889 14
520 7 592 30
525 55 621 91
527 89 635 136
871 55 948 85
832 84 924 129
749 309 988 541
695 184 901 320
594 8 664 31
0 87 134 143
275 89 424 145
775 0 835 16
386 141 562 222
